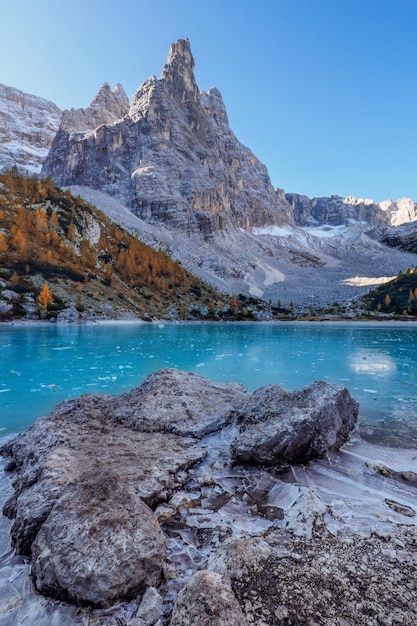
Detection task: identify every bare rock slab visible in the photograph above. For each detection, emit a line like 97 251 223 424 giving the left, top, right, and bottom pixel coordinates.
112 368 249 437
1 388 206 558
169 569 248 626
31 473 166 608
1 368 247 609
231 381 359 467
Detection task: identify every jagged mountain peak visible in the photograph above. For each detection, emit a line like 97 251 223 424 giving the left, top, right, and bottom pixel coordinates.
41 81 131 179
161 38 199 102
129 39 200 124
42 38 290 234
61 82 130 134
166 37 193 67
90 82 129 117
286 190 417 228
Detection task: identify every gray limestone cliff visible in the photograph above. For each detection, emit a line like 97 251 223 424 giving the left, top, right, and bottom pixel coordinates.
286 191 417 227
0 84 62 174
42 39 291 234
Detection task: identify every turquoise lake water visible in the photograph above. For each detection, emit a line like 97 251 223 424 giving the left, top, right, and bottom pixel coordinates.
1 321 417 447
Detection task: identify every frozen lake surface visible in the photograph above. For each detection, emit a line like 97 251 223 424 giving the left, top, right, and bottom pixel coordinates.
1 321 417 446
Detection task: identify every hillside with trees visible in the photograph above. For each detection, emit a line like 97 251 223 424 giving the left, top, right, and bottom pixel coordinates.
381 230 417 255
0 170 252 321
362 268 417 317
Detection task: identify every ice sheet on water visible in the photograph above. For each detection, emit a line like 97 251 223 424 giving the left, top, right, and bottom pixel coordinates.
298 442 417 533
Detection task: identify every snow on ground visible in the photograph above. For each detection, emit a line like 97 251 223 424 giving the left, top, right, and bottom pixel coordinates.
252 225 296 237
342 276 397 287
302 224 354 238
262 263 286 287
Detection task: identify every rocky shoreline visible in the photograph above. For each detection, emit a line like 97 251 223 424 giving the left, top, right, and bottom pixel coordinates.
1 369 416 625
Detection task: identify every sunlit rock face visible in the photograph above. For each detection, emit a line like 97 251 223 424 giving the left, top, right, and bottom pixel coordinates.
41 82 129 187
42 39 291 235
0 84 62 174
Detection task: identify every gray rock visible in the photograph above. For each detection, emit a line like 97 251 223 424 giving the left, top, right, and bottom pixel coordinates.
1 289 19 300
0 300 13 314
0 369 361 615
56 304 80 323
230 526 417 626
169 569 248 626
42 39 292 235
2 387 205 556
0 83 62 174
133 586 163 625
207 535 273 579
231 381 358 466
31 474 166 608
112 368 249 437
286 191 417 228
21 301 37 318
41 82 129 187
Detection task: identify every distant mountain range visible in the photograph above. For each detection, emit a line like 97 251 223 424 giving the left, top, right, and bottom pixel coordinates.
1 38 417 311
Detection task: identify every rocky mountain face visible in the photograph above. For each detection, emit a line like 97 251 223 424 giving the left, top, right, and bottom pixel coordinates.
41 82 129 184
0 84 62 174
2 39 417 310
42 39 291 234
287 192 417 227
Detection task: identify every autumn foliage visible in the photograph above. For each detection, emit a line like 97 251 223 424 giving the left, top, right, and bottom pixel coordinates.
0 170 243 319
37 283 54 312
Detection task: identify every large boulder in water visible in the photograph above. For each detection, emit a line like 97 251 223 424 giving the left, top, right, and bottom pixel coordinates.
0 370 360 614
230 381 359 467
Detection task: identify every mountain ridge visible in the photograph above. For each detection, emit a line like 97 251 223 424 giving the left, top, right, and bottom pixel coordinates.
42 38 292 234
286 192 417 228
1 38 417 311
0 83 62 175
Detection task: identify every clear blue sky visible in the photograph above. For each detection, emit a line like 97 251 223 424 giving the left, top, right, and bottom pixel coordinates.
2 0 417 202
